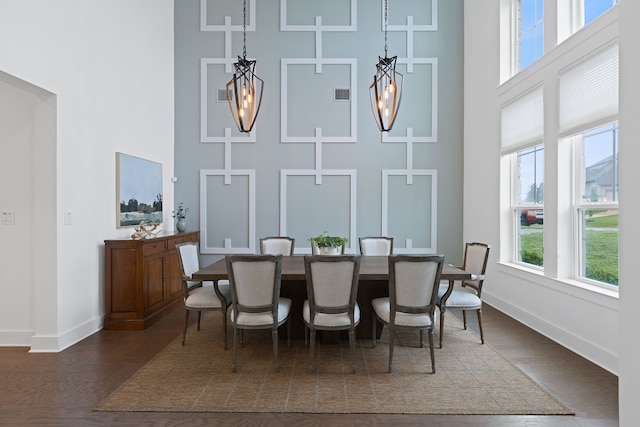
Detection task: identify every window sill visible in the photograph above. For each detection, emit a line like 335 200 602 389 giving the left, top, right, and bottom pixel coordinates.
496 261 619 306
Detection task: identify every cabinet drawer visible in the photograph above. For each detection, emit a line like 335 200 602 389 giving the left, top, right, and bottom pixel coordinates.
143 240 166 255
166 236 184 250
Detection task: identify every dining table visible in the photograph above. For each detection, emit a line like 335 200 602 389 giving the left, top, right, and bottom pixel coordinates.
192 255 472 341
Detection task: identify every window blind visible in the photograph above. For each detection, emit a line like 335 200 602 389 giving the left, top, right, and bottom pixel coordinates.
559 43 618 138
501 85 544 151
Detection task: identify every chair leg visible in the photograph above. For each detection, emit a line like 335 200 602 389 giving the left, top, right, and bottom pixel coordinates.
388 326 395 373
197 311 202 331
272 328 280 373
371 314 376 348
222 309 228 350
232 327 239 372
419 329 424 348
462 310 467 330
182 310 190 346
304 324 309 347
439 309 445 349
308 328 316 373
348 328 357 374
428 329 436 374
477 308 485 344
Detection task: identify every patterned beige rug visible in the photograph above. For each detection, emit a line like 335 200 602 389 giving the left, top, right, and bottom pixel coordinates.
95 313 573 415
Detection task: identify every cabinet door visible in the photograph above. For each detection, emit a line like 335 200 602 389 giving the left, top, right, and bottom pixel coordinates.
144 254 165 314
164 250 183 302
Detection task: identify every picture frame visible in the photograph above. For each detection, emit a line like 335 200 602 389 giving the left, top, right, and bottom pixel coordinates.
116 152 163 228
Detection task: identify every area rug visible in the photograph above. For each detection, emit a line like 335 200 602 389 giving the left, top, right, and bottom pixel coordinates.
94 314 573 415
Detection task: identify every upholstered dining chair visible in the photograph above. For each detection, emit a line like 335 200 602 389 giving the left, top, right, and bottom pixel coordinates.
303 255 361 373
225 254 291 373
436 242 490 348
175 242 232 349
260 236 295 256
359 236 393 255
372 254 444 373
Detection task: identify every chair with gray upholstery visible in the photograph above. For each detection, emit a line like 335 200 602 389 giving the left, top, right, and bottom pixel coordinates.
225 254 291 372
303 255 361 373
176 242 232 349
436 242 490 348
372 254 444 373
359 236 393 255
260 236 295 256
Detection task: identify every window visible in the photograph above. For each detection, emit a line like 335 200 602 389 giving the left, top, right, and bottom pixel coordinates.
584 0 620 26
518 0 544 71
572 123 618 286
514 145 544 266
559 44 619 287
501 86 544 267
500 1 619 292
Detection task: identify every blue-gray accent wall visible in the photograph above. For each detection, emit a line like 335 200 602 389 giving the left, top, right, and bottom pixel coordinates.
174 0 463 263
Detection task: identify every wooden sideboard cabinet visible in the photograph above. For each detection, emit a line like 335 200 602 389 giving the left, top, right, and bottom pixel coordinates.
104 231 199 330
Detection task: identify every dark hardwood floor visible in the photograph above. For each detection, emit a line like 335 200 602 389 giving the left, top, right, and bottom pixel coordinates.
0 304 617 426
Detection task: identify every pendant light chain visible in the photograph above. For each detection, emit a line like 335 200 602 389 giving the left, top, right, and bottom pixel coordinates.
242 0 247 60
384 0 388 58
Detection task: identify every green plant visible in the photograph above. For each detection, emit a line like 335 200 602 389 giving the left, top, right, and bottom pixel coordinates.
171 202 189 219
307 231 348 248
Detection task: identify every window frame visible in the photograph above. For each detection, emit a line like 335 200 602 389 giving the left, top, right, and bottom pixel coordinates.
511 144 545 268
517 0 545 72
571 123 619 288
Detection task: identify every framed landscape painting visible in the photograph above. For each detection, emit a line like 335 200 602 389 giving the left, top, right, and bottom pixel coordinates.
116 152 163 227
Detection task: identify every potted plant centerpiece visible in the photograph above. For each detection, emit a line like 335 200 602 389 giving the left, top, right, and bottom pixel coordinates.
308 231 349 255
172 202 189 233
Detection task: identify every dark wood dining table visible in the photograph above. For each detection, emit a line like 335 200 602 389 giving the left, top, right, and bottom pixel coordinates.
193 255 472 341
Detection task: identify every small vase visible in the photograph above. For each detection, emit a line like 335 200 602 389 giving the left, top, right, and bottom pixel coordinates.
176 218 186 233
317 246 341 255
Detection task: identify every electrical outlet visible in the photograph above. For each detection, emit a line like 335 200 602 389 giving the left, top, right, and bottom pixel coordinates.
1 211 15 225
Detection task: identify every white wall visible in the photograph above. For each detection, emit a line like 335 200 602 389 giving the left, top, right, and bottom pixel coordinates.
0 74 46 344
617 0 640 424
0 0 175 351
463 0 620 376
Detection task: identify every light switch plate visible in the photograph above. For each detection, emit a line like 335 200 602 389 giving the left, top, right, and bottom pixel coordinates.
1 211 15 225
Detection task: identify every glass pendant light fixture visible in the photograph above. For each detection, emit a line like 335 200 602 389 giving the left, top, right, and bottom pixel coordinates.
226 0 264 133
369 0 403 132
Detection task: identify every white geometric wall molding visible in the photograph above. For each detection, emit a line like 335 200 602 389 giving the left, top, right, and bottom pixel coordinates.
382 169 438 254
199 169 256 254
385 0 438 72
279 0 358 142
279 169 357 254
381 59 438 142
199 0 259 143
200 0 256 36
194 0 445 255
280 0 357 65
199 0 258 255
200 60 258 143
280 58 357 142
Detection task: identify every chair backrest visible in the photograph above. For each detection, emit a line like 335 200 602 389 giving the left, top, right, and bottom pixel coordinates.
175 242 202 298
260 236 295 256
462 242 490 294
225 254 283 318
388 254 445 317
176 242 200 278
359 237 393 255
304 255 361 318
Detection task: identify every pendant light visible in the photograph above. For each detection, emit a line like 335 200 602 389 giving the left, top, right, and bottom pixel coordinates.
369 0 403 132
226 0 264 133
